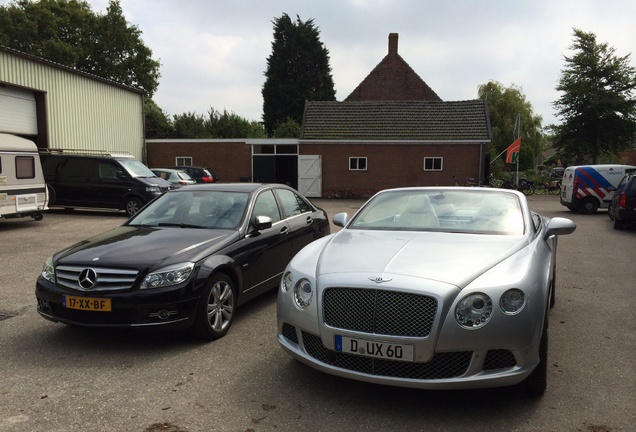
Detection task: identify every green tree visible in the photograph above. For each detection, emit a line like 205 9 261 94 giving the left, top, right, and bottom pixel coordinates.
262 13 336 135
478 81 545 173
272 118 302 138
0 0 160 97
551 28 636 164
144 99 171 139
206 108 267 138
172 112 207 138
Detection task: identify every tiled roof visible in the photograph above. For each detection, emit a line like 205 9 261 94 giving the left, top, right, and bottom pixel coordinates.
344 52 442 102
301 100 492 141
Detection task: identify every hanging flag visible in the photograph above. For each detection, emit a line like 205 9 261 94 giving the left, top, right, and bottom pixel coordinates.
505 138 521 164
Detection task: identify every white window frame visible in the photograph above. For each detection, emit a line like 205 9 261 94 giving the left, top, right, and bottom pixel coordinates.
349 157 367 171
175 156 193 166
423 157 443 171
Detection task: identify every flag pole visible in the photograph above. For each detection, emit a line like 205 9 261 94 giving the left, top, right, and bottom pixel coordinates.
513 113 520 187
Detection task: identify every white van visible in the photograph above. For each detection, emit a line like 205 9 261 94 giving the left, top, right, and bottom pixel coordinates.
560 164 636 214
0 133 49 221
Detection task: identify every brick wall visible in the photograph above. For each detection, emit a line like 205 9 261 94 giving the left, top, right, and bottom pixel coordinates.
146 141 252 182
301 142 483 198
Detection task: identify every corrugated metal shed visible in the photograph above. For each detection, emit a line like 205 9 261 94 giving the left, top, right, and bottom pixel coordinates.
0 46 145 160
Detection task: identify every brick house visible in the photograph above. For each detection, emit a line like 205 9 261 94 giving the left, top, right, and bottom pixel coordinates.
146 33 492 197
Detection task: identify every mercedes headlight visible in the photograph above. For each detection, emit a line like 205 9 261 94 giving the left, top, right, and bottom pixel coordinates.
455 293 493 329
41 257 55 282
141 262 194 289
293 278 313 310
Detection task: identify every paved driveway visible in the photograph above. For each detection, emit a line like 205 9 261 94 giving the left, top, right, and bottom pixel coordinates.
0 195 634 432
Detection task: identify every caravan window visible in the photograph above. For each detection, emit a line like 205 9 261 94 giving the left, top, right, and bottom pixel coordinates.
16 156 36 179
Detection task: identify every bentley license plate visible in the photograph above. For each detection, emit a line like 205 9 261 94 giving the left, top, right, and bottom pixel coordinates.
335 335 414 362
63 295 111 312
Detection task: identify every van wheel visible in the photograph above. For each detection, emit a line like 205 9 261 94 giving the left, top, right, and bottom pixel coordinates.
578 197 598 214
47 184 57 206
125 197 143 216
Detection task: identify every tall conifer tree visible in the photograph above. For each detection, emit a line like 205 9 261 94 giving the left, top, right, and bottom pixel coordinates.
262 13 336 135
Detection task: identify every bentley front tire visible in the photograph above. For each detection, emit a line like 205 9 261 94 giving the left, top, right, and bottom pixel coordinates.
522 312 548 396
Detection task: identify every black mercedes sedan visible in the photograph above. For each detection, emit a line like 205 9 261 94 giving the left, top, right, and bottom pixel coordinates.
36 183 330 340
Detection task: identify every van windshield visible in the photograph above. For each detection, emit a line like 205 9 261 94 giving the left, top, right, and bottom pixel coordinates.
119 159 157 178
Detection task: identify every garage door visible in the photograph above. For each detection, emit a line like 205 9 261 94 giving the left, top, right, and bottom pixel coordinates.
0 86 37 135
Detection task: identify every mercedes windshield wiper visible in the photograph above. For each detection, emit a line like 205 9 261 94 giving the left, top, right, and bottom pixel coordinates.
157 222 207 229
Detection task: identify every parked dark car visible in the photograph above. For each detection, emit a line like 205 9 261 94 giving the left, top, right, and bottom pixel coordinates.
36 183 329 340
40 149 172 215
609 173 636 229
171 166 219 183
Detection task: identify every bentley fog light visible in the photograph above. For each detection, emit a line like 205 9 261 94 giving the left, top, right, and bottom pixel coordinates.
293 278 313 310
41 257 55 282
141 262 194 289
282 271 293 292
500 289 526 314
455 293 493 329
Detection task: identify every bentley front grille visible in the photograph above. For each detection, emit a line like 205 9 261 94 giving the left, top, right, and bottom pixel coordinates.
302 331 471 380
322 287 437 337
483 349 517 370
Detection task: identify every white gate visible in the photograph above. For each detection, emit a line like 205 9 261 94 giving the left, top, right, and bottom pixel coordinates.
298 155 322 197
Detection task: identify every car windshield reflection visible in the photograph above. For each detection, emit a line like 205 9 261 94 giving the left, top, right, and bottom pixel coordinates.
349 189 525 235
129 190 249 229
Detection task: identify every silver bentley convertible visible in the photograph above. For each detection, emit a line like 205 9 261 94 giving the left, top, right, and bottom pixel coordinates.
277 187 576 396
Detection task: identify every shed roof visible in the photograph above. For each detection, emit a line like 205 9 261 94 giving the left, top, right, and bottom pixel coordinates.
301 100 492 142
0 45 143 94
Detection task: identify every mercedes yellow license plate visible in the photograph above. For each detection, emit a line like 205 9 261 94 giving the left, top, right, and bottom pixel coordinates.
63 295 111 312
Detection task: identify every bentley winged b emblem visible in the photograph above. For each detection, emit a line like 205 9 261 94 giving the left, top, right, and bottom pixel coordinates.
368 276 392 284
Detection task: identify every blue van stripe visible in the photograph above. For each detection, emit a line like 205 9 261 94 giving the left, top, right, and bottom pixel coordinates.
577 167 612 189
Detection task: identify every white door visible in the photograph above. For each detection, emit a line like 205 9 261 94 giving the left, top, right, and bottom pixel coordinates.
298 155 322 197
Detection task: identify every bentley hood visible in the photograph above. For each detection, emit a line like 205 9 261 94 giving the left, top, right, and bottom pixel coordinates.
317 230 527 289
54 226 238 269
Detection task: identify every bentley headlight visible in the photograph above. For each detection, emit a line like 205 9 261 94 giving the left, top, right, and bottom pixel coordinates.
500 289 526 314
141 262 194 289
455 293 493 329
41 257 55 282
293 278 313 310
282 271 293 292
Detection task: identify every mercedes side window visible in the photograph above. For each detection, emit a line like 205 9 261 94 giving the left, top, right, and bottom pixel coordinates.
277 188 310 218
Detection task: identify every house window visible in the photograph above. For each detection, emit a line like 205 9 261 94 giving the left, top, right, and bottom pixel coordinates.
423 157 443 171
175 157 193 166
252 144 297 155
349 157 367 171
15 156 36 179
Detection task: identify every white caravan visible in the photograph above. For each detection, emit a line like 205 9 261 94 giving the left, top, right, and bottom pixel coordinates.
0 133 48 221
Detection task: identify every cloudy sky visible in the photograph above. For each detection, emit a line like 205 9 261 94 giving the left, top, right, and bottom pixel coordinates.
6 0 636 127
